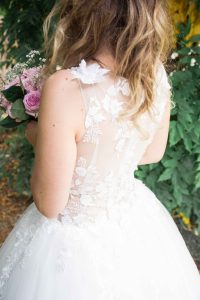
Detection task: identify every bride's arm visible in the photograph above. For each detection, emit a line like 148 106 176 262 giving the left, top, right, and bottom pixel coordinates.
30 70 84 219
138 97 171 165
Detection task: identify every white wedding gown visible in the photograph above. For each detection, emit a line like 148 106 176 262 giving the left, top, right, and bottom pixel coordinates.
0 59 200 300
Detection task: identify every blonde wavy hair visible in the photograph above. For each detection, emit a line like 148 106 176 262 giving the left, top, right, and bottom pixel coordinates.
43 0 174 125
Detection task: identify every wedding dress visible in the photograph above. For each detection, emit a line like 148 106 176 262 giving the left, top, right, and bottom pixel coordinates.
0 59 200 300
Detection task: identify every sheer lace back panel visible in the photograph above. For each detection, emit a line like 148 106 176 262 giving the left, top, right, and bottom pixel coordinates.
59 60 171 225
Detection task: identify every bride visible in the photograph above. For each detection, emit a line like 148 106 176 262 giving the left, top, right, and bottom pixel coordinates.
0 0 200 299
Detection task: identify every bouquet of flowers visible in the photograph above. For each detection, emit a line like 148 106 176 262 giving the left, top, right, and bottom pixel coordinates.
0 51 45 128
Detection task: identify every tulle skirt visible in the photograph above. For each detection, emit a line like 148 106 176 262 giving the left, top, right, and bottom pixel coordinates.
0 178 200 300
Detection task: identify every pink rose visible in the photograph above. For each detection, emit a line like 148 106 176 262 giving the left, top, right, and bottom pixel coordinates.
21 67 41 92
23 90 40 117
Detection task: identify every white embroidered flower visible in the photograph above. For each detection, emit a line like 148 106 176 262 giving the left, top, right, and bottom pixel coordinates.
114 122 132 153
114 78 130 96
75 178 81 186
70 59 110 84
83 125 102 144
80 194 94 206
107 85 118 97
102 95 123 118
75 166 87 177
118 78 130 96
85 96 106 128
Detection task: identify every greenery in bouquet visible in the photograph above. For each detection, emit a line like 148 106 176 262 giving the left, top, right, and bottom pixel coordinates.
0 51 45 128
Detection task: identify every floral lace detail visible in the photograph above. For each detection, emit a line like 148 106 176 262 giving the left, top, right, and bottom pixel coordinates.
114 120 134 153
70 59 110 84
72 156 99 206
83 96 106 144
102 94 124 120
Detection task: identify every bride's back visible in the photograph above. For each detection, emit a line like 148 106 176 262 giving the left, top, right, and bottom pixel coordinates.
59 59 171 224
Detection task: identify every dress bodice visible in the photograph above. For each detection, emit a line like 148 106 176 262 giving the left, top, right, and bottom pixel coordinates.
59 59 172 225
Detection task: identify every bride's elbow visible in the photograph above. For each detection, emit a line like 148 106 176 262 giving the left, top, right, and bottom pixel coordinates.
30 182 63 219
139 151 165 165
36 205 59 219
32 191 59 219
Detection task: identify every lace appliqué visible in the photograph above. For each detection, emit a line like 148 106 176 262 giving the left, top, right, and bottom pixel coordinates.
70 59 129 145
83 96 106 144
70 59 110 84
107 78 130 97
102 95 124 121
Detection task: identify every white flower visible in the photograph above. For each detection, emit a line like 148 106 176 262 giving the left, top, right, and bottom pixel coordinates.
190 58 196 67
80 195 93 206
75 166 87 177
75 178 81 186
70 59 110 84
188 49 193 55
171 52 179 60
85 96 106 129
119 79 130 96
107 85 118 97
115 78 130 96
102 95 123 117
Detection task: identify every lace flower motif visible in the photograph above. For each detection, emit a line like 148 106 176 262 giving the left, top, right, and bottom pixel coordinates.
107 77 130 98
102 95 123 119
70 59 110 84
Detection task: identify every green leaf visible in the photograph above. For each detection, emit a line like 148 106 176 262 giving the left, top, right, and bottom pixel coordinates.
194 173 200 190
173 188 183 206
177 18 191 39
169 121 181 147
1 85 24 103
183 137 193 153
177 124 185 139
11 99 29 121
0 116 18 128
190 34 200 42
158 168 173 182
162 158 177 168
0 107 6 119
177 47 191 55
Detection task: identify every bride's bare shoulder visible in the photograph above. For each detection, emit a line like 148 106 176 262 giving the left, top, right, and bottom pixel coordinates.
38 68 85 136
42 68 80 97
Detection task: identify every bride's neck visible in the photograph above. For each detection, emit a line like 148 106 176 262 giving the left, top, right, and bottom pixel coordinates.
91 47 116 71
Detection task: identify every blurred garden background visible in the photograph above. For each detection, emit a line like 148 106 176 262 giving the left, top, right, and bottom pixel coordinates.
0 0 200 270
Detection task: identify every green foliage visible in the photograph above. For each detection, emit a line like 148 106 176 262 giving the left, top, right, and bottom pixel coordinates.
0 125 34 196
136 19 200 234
191 0 200 10
0 116 27 128
0 0 55 67
11 99 29 121
1 86 24 102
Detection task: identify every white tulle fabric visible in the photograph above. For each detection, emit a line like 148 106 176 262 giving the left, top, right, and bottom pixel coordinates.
0 60 200 300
